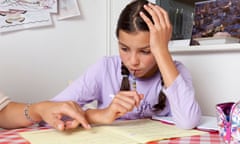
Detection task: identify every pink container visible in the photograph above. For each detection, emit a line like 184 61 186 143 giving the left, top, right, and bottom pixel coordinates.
216 101 240 144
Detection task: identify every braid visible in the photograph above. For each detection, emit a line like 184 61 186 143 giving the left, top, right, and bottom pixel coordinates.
153 75 167 111
120 63 166 110
120 63 130 91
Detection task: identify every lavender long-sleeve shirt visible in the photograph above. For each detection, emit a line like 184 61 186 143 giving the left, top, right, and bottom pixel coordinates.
51 56 201 129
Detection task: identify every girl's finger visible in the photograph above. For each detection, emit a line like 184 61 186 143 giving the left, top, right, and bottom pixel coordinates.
143 4 161 28
117 91 142 107
113 96 135 111
154 4 172 28
110 101 129 116
140 11 154 31
144 3 165 28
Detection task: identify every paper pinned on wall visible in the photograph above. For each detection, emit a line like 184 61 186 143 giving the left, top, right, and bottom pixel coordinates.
0 0 57 33
0 0 58 13
57 0 81 20
0 9 52 33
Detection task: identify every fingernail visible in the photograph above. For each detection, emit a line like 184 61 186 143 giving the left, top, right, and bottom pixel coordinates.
87 124 91 129
58 124 64 130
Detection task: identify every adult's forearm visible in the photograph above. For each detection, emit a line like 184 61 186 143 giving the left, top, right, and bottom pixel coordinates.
0 102 33 129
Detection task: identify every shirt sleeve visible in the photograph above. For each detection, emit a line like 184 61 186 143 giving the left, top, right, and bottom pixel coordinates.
0 93 11 111
51 57 105 107
163 61 202 129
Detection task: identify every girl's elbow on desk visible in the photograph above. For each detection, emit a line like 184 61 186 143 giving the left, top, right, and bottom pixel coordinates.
175 114 201 129
176 122 199 130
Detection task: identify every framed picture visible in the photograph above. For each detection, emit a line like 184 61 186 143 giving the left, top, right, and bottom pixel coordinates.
156 0 202 40
190 0 240 45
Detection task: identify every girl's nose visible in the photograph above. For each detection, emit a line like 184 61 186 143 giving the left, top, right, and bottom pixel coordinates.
130 53 140 66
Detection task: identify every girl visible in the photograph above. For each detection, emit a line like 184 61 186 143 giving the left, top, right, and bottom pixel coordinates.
52 0 201 129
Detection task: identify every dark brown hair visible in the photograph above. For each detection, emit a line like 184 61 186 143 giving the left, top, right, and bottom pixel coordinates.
116 0 151 37
120 63 130 91
117 0 166 111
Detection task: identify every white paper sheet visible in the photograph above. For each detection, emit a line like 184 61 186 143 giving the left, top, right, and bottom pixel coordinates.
152 115 218 131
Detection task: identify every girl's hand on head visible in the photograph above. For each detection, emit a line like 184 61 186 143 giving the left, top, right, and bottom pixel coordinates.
140 3 172 54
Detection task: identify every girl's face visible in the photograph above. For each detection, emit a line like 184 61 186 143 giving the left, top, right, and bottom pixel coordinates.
118 30 157 78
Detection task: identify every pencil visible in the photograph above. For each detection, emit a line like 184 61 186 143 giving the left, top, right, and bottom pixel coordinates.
132 71 136 91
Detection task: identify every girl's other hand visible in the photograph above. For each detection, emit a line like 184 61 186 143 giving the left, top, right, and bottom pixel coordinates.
95 91 143 124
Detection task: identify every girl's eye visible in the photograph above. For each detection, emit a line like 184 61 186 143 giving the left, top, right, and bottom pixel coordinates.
120 47 129 52
141 50 150 54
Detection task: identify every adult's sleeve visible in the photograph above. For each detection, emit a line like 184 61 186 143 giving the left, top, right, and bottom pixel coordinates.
0 93 11 111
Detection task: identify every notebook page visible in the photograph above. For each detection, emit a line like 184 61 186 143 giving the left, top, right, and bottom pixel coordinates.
107 119 206 143
19 127 138 144
19 119 206 144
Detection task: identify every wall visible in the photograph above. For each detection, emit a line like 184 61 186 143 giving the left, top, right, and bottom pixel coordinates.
0 0 108 102
172 50 240 116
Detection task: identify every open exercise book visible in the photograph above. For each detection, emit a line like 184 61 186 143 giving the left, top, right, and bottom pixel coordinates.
19 119 206 144
152 115 218 132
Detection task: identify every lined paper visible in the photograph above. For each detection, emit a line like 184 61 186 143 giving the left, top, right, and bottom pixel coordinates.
19 119 206 144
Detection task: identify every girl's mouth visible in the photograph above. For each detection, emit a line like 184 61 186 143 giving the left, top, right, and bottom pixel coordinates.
131 70 140 76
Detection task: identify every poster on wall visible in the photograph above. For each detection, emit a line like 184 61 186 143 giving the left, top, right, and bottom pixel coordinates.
0 0 57 33
57 0 81 20
190 0 240 45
